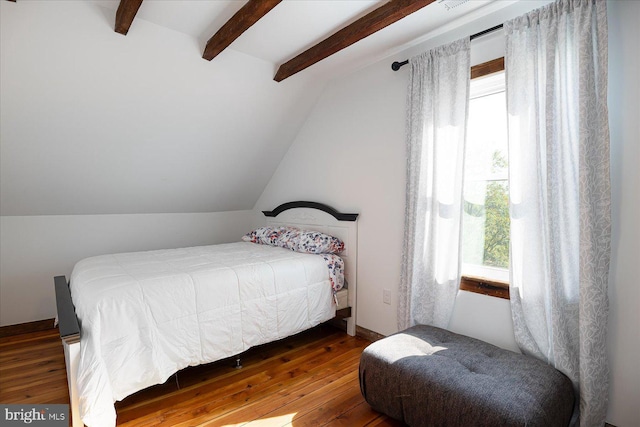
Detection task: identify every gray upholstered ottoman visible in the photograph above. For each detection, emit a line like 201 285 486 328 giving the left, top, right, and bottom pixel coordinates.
359 325 574 427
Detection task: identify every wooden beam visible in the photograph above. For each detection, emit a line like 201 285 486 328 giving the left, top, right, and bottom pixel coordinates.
274 0 436 82
471 57 505 80
115 0 144 36
203 0 282 61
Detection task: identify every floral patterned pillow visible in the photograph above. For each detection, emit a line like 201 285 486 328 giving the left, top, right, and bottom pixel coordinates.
241 226 282 245
288 229 345 255
242 226 345 255
273 226 301 251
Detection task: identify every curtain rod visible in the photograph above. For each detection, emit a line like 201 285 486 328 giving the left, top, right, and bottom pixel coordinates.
391 24 504 71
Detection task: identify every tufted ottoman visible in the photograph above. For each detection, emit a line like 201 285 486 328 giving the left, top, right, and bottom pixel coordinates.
359 325 575 427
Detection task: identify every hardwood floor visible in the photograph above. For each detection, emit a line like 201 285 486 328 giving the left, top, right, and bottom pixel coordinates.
0 324 404 427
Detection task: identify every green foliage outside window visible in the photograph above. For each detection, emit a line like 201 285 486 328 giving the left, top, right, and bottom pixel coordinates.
483 151 510 268
463 151 510 269
483 181 510 268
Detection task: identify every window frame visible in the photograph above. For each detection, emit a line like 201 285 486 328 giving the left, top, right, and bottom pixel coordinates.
461 57 510 300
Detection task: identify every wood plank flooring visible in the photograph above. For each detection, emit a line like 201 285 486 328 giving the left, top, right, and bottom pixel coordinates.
0 324 404 427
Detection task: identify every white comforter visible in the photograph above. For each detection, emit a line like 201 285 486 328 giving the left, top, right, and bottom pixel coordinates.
69 242 338 427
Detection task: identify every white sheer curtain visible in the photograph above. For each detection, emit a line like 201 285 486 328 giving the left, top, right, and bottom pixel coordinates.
398 39 470 330
505 0 610 425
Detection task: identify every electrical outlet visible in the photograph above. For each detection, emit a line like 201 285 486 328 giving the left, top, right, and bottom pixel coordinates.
383 289 391 305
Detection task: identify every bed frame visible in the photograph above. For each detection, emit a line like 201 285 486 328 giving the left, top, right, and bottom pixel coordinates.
54 201 358 427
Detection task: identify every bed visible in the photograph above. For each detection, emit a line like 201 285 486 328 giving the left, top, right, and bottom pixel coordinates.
54 201 358 427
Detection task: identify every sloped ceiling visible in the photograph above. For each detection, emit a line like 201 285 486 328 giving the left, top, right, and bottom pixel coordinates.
0 0 509 216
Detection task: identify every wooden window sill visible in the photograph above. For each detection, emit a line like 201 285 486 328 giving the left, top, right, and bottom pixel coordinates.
460 275 510 300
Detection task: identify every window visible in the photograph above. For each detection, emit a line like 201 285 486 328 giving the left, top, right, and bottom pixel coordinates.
461 59 510 299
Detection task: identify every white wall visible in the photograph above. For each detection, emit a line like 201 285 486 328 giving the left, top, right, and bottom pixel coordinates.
0 210 263 326
257 1 639 424
606 1 640 425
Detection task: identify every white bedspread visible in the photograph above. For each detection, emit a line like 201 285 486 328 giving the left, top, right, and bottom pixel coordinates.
69 242 337 427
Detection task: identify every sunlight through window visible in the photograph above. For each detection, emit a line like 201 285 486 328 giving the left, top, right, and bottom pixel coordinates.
462 71 509 283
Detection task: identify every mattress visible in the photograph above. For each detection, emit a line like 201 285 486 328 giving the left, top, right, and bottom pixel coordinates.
69 242 340 427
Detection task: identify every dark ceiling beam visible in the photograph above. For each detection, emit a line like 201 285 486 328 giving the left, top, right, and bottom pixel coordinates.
274 0 436 82
115 0 144 36
203 0 283 61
